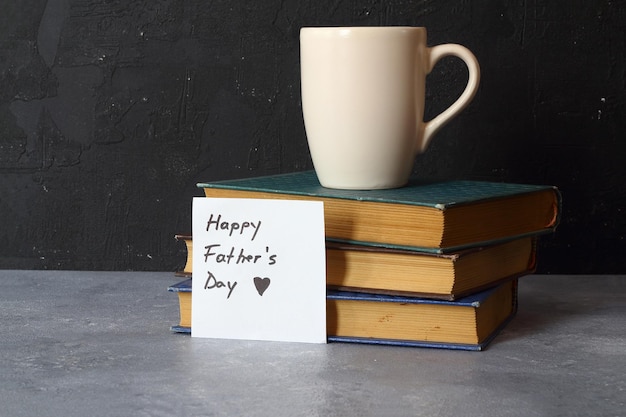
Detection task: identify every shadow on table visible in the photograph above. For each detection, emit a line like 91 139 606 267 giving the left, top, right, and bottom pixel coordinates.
494 275 626 344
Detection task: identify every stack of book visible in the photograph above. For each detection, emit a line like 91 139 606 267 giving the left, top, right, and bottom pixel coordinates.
168 170 560 350
168 234 192 333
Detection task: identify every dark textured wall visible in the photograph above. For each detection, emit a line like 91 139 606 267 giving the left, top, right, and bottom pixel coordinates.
1 0 625 273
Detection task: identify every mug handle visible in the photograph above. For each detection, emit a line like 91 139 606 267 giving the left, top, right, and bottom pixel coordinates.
420 44 481 152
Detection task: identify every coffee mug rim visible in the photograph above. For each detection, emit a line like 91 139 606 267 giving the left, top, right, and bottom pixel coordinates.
301 26 425 31
300 26 426 38
300 26 427 41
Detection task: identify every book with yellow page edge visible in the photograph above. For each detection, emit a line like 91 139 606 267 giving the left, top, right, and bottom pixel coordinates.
168 278 191 333
327 236 535 300
327 280 517 351
166 277 517 351
174 234 193 277
197 171 560 253
172 234 535 300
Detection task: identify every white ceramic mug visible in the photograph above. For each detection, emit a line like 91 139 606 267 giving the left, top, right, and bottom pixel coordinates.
300 27 480 189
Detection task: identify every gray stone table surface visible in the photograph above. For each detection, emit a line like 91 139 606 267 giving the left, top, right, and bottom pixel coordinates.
1 270 624 417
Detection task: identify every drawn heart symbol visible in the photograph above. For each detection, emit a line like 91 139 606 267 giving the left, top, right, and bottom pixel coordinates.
253 277 271 296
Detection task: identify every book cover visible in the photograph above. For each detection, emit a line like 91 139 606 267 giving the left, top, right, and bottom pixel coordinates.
327 280 518 351
168 278 192 292
168 278 517 350
168 235 534 299
174 234 193 277
171 325 191 334
326 237 535 299
197 171 561 252
168 278 192 330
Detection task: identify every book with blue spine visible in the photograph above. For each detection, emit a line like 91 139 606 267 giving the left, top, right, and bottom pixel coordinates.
168 278 192 333
167 278 517 350
197 171 560 253
327 280 517 351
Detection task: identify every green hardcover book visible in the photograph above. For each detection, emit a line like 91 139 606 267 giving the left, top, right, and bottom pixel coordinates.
171 235 535 300
197 171 561 253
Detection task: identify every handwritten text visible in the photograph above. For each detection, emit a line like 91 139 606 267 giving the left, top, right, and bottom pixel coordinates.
206 213 261 241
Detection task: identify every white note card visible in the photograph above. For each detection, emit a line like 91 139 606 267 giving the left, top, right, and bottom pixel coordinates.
191 197 327 344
